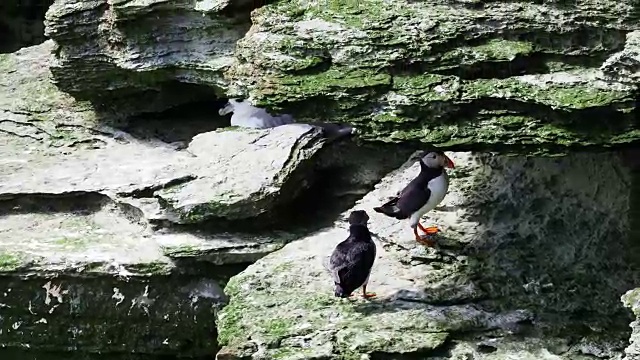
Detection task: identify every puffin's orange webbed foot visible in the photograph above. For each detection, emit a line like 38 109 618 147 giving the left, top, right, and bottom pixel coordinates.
414 228 436 246
418 223 439 235
418 236 436 247
362 286 377 299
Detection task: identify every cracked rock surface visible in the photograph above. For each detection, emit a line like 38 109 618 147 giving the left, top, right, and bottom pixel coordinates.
217 151 640 359
44 0 640 153
0 41 344 356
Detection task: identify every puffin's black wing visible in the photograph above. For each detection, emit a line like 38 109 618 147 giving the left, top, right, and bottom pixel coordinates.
374 180 431 219
396 184 431 216
331 241 376 295
328 239 351 282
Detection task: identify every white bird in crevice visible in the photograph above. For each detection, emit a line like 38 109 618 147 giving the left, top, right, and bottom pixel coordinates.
218 98 293 129
218 98 358 142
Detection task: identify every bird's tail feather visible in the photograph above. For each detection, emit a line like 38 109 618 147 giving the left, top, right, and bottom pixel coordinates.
373 198 407 219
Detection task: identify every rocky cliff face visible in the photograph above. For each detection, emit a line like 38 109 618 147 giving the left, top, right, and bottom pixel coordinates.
0 0 638 359
43 0 639 152
216 152 640 360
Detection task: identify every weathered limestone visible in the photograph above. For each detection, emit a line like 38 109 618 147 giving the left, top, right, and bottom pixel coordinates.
43 0 253 114
601 30 640 85
44 0 640 152
0 41 362 356
217 151 639 359
155 124 325 223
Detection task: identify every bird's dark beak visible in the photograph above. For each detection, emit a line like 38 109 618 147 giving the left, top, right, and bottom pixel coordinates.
444 155 455 168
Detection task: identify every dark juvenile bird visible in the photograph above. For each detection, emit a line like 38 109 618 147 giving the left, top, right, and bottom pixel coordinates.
373 150 454 246
327 210 377 299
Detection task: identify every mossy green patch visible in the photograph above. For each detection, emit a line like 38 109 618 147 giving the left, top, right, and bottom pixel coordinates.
53 236 91 249
393 73 461 103
461 76 634 109
216 126 242 132
181 201 229 223
162 244 202 258
126 261 173 275
440 39 535 65
0 253 23 272
217 296 249 346
273 261 295 272
261 318 295 339
622 288 640 316
265 0 413 29
265 68 391 100
0 53 16 74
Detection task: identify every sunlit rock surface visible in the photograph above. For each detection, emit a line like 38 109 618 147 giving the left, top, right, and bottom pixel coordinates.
0 41 350 356
217 151 640 359
3 0 639 357
623 288 640 360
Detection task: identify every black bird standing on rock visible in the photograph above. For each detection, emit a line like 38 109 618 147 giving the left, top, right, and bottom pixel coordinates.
374 150 454 247
328 210 377 299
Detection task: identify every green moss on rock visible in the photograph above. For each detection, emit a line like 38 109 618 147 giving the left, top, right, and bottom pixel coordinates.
256 68 392 106
440 39 535 65
461 76 635 110
0 253 23 272
223 0 640 152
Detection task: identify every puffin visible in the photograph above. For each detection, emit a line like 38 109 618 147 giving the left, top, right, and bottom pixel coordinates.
327 210 377 299
373 150 454 246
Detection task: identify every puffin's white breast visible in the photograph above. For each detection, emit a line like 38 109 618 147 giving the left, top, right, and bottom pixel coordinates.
409 171 449 225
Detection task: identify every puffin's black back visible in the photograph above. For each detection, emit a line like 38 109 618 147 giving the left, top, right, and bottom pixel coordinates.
329 223 376 298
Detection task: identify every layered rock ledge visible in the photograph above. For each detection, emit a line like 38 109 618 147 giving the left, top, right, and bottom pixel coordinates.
44 0 640 152
2 0 639 358
217 151 640 359
0 41 413 357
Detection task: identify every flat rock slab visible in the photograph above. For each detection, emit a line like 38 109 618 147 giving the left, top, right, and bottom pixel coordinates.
0 42 327 224
0 195 293 275
216 152 533 359
216 151 637 359
156 124 325 223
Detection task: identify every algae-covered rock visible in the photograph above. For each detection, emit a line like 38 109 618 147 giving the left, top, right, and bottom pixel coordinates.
216 151 640 359
44 0 640 152
224 0 640 150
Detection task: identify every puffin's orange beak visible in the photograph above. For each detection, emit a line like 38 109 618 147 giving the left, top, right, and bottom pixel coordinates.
444 155 455 168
